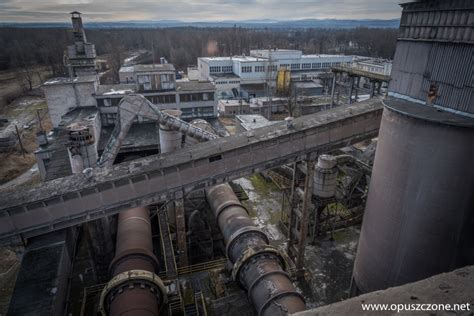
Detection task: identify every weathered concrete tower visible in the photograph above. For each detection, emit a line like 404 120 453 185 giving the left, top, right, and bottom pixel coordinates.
352 0 474 294
66 11 97 77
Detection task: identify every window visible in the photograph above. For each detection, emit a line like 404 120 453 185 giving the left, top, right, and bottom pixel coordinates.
267 65 277 72
241 66 252 73
222 66 233 73
137 74 152 90
101 113 117 126
255 65 265 72
280 64 290 69
210 66 222 73
180 93 214 102
291 63 300 70
302 63 311 69
103 99 111 107
312 63 321 69
146 94 176 104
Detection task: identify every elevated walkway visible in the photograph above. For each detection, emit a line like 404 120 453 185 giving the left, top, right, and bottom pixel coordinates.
0 99 383 245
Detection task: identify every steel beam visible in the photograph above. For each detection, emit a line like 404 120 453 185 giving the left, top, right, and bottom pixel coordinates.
296 158 315 274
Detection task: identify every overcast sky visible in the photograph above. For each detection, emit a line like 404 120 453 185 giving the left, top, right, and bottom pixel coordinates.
0 0 403 22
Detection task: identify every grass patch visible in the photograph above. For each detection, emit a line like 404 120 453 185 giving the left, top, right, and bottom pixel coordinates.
249 174 277 196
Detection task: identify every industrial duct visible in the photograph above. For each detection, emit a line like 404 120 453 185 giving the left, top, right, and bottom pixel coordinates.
99 207 167 316
206 184 306 316
98 94 218 168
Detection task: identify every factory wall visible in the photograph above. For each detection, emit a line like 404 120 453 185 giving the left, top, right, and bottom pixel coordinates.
389 41 473 115
43 81 98 128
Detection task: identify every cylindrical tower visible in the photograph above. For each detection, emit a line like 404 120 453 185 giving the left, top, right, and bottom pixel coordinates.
66 123 98 174
313 155 338 198
352 99 474 293
159 109 183 153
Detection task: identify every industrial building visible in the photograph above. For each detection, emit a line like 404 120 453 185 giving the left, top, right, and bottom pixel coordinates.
198 50 352 100
0 1 473 316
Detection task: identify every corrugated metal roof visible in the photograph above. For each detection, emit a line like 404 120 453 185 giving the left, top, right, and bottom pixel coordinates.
399 0 474 43
389 41 473 114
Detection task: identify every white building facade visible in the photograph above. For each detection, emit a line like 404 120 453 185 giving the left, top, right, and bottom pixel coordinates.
198 49 353 87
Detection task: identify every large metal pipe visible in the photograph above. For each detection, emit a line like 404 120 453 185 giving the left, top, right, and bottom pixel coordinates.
206 184 306 316
99 207 166 315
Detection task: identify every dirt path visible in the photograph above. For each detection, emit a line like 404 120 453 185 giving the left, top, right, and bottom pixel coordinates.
0 163 39 191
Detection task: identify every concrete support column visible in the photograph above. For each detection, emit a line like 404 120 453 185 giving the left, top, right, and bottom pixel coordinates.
287 161 301 257
65 124 114 282
348 76 355 105
370 80 376 98
330 73 337 108
296 158 315 274
86 217 115 283
174 192 189 267
159 110 188 267
354 78 359 103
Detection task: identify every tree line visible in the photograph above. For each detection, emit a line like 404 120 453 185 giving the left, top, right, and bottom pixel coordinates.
0 26 398 75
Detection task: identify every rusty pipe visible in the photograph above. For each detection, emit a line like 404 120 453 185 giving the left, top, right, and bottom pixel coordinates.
99 207 166 316
206 184 306 316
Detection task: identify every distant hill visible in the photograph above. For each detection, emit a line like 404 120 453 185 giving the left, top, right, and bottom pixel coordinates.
0 18 400 29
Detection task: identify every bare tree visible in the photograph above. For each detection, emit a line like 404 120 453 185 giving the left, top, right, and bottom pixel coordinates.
105 33 124 83
11 41 35 91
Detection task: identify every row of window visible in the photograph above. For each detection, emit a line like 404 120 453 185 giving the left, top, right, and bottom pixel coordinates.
210 66 221 73
210 65 233 73
180 92 214 102
181 106 215 118
238 62 345 73
222 66 233 73
241 65 278 73
97 92 214 107
146 94 176 104
216 80 240 85
241 66 252 73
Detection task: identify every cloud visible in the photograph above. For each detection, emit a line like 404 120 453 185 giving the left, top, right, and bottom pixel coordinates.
0 0 402 22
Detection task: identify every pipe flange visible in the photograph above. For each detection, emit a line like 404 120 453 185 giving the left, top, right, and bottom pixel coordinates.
225 227 269 261
215 200 249 223
247 270 290 303
231 244 287 285
98 269 167 316
258 291 306 316
108 248 159 275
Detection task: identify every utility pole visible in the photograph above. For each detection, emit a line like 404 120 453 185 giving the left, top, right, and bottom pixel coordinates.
152 39 156 68
36 109 44 132
15 125 26 158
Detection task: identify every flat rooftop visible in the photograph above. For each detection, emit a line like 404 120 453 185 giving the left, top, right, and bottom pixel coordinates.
302 54 352 59
119 66 135 73
43 75 97 86
235 114 279 131
96 84 136 96
218 99 249 106
59 106 98 126
176 81 215 91
124 63 176 73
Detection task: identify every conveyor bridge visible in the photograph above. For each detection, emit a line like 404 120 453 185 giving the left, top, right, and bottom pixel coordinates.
0 99 383 245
